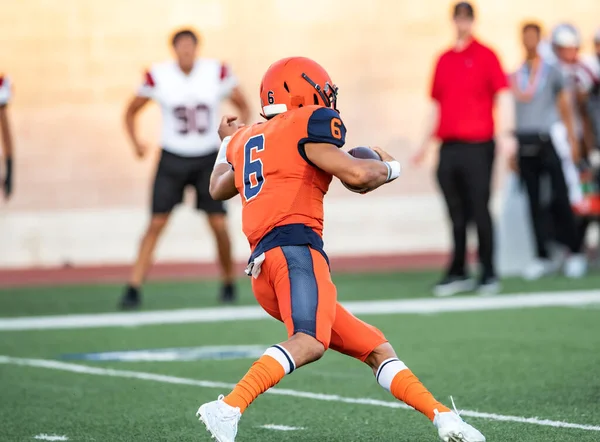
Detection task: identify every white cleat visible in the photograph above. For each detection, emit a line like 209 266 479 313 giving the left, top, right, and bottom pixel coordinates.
196 395 241 442
434 409 485 442
564 254 587 279
522 258 559 281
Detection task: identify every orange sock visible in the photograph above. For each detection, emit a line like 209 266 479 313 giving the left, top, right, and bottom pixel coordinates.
377 358 450 421
223 345 294 413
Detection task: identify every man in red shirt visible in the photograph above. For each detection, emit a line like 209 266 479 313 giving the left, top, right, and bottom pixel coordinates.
413 2 514 296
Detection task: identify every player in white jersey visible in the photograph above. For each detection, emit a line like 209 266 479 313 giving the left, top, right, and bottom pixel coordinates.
582 29 600 150
0 74 14 200
552 24 597 155
549 23 599 276
120 29 251 309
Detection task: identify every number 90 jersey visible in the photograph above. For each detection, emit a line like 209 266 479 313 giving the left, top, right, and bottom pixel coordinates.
227 105 347 251
137 59 238 157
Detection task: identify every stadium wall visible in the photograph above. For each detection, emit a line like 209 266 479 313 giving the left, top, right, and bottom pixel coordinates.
2 0 600 269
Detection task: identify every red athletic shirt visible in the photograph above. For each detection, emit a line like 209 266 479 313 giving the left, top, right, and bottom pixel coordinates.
430 38 508 142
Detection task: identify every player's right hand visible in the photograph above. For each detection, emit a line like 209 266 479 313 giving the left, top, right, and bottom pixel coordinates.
218 115 243 140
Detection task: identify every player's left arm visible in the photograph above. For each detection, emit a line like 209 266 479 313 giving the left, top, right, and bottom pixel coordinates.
300 107 399 191
305 143 396 191
0 77 14 199
210 163 237 201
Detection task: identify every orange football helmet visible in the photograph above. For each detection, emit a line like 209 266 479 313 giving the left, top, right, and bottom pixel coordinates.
259 57 339 118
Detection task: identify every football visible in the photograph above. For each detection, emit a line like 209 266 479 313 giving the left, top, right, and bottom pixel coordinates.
342 146 382 193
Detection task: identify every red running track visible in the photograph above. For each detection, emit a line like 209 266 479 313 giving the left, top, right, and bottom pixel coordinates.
0 251 471 288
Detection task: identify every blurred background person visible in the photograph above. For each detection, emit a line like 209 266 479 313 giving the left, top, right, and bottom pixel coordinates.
552 24 596 160
0 75 14 200
583 29 600 148
120 29 251 309
0 74 14 201
510 22 585 280
413 2 514 296
577 28 600 261
551 23 597 268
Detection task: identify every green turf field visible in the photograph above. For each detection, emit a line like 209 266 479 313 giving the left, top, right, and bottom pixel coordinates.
1 270 600 441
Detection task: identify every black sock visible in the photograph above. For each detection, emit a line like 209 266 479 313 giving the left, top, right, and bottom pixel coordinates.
125 285 140 299
221 282 236 301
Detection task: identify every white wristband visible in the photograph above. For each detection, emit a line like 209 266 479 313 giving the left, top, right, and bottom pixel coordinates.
385 161 401 182
215 136 232 166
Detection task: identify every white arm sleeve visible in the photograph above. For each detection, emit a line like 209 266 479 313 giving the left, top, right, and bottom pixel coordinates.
215 136 232 166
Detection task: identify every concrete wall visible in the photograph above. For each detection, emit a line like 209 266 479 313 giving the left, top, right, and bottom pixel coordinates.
1 0 599 267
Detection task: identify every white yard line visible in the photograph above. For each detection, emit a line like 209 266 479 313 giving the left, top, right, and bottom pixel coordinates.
33 435 68 441
259 424 305 431
1 290 600 331
1 355 599 433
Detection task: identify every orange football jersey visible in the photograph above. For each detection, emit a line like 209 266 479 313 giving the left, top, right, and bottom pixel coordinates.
226 105 347 251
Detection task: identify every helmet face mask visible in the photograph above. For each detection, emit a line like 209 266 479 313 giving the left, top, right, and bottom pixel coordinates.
301 73 339 112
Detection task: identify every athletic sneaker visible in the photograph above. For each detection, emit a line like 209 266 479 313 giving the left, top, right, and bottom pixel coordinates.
433 275 476 297
522 258 558 281
119 285 141 310
477 276 501 296
197 395 241 442
220 283 237 303
564 254 587 279
434 409 486 442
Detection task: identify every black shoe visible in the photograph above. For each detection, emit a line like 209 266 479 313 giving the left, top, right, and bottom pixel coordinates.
220 283 236 303
119 285 141 310
433 274 476 297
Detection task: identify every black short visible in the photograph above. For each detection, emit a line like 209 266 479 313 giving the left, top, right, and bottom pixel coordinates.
151 149 226 215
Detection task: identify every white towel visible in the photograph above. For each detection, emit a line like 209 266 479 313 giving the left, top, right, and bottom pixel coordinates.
550 122 583 204
245 253 266 279
496 172 536 276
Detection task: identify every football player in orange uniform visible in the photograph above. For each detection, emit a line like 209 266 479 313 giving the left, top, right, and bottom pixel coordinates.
197 57 485 442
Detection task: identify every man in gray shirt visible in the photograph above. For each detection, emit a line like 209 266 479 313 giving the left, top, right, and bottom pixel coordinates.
511 22 584 280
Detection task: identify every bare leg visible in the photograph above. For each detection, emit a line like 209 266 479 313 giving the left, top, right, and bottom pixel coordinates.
207 213 236 302
120 214 169 309
364 342 398 375
365 343 486 440
222 333 324 413
129 214 169 286
207 213 234 284
365 342 450 421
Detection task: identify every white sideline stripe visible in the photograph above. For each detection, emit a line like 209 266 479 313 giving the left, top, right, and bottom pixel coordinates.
1 290 600 331
2 356 599 433
33 435 68 441
260 424 305 431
